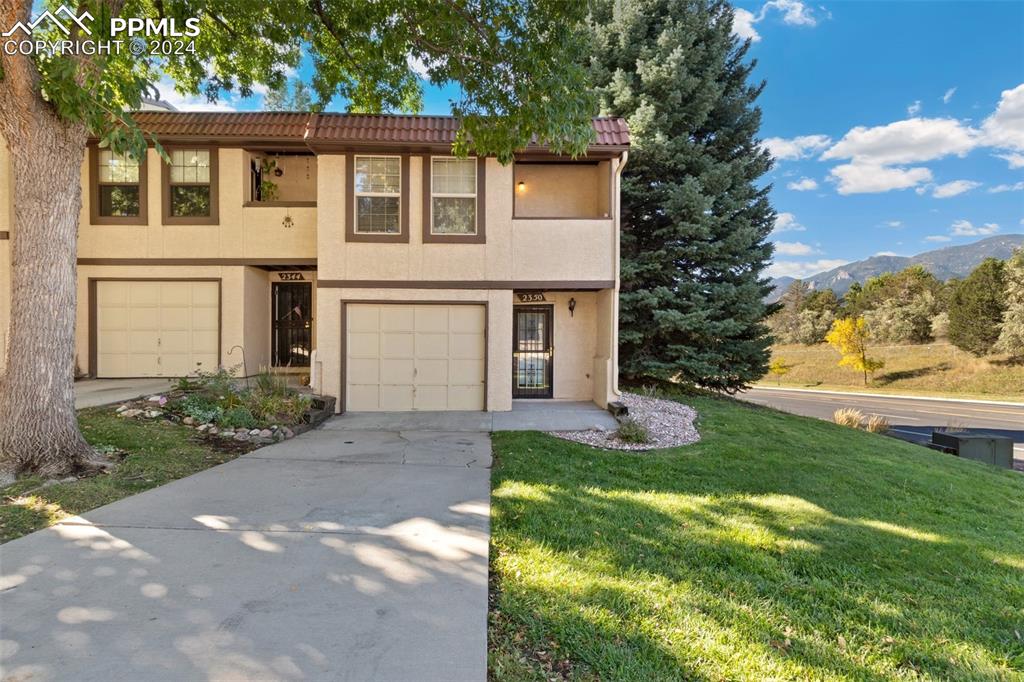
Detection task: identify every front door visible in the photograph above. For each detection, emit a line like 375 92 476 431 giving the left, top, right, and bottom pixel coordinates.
512 305 553 399
272 282 312 367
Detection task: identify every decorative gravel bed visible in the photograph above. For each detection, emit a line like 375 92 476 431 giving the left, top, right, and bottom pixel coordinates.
549 391 701 451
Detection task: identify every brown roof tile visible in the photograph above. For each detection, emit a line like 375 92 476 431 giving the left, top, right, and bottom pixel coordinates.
128 111 629 149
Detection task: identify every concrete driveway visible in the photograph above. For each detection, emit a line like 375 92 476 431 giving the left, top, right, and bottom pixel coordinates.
0 423 490 681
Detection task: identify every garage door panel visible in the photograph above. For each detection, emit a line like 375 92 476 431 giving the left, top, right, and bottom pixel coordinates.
380 385 414 411
448 385 484 411
96 281 219 378
380 306 414 332
380 358 415 384
450 333 484 359
346 303 485 412
381 332 414 358
415 333 449 358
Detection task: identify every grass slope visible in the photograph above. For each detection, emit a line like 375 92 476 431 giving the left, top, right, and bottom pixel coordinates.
762 342 1024 401
489 395 1024 681
0 409 244 543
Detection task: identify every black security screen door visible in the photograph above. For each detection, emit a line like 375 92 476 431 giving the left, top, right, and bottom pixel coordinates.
272 282 312 367
512 305 553 398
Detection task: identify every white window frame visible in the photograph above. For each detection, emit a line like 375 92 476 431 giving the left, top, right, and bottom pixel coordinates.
353 154 402 234
430 156 478 236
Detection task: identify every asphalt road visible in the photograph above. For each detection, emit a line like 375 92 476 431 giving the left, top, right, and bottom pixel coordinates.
740 387 1024 468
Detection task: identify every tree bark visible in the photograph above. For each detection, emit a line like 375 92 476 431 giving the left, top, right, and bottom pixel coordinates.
0 14 92 475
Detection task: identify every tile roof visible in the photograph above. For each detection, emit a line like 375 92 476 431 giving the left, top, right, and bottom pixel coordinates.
128 112 629 149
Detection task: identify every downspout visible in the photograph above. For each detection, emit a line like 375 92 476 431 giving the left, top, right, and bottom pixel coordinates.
612 149 628 398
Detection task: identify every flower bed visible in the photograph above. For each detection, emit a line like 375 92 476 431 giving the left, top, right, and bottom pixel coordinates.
114 368 314 445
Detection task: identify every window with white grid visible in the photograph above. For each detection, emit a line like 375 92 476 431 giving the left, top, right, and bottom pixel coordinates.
354 156 401 234
430 157 477 235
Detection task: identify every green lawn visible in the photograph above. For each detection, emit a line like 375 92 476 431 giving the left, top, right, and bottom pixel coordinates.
489 394 1024 681
0 409 244 543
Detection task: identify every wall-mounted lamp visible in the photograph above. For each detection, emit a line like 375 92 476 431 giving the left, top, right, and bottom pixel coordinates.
568 297 576 318
517 180 526 194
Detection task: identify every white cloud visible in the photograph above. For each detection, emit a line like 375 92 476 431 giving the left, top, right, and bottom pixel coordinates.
907 101 922 116
942 87 957 104
762 134 832 160
931 179 982 198
995 152 1024 169
155 77 236 112
874 251 900 257
786 177 818 191
732 1 818 43
772 212 806 233
768 258 848 279
884 220 902 228
828 163 932 195
950 219 999 237
925 235 952 242
821 117 977 165
732 8 761 42
773 241 816 256
981 83 1024 152
988 181 1024 193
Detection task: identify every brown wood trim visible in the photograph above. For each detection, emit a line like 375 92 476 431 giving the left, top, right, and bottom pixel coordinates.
344 153 410 243
88 145 149 226
421 156 487 244
161 146 220 226
0 231 8 240
339 299 490 413
243 200 317 208
78 258 317 266
88 277 222 378
318 279 615 290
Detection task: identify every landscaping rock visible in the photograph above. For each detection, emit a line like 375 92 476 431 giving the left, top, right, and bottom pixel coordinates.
147 395 163 402
249 429 262 436
119 408 143 418
549 391 701 451
182 416 195 425
208 426 219 435
283 427 294 439
259 429 272 439
115 404 128 413
233 433 250 442
145 410 163 419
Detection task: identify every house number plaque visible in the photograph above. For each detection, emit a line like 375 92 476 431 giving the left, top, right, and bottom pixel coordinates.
516 292 546 302
279 272 305 281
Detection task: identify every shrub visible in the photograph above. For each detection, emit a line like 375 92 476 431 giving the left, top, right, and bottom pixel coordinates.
833 408 864 429
616 419 650 444
219 406 258 430
179 394 223 425
865 415 890 434
254 370 290 398
246 392 310 424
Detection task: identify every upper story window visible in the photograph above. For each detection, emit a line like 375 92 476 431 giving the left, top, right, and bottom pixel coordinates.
354 156 401 234
163 147 219 225
430 157 477 235
90 146 147 225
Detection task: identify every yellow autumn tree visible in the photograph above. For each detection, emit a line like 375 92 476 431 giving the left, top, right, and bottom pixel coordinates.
768 358 793 385
824 317 885 386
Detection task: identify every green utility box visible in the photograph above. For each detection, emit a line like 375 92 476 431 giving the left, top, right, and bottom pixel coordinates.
931 432 1014 469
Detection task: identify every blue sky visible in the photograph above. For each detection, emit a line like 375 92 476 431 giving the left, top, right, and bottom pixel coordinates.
157 1 1024 279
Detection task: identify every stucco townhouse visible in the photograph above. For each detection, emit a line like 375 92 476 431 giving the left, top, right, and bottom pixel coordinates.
0 112 630 413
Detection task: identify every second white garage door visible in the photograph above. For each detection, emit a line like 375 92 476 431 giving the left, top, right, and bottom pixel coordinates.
346 303 486 411
96 280 219 377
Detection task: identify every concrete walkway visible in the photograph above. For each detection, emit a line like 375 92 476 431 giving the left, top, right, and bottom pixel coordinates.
0 427 490 681
329 400 618 432
74 378 175 408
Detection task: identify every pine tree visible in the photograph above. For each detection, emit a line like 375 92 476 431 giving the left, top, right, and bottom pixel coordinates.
589 0 775 391
948 258 1007 356
995 247 1024 357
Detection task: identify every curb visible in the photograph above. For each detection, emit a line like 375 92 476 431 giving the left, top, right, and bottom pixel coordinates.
746 386 1024 408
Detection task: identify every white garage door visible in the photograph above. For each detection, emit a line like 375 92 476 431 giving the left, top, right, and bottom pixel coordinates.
346 303 486 411
96 281 219 377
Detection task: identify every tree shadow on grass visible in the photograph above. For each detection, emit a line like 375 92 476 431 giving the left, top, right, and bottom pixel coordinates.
873 362 952 385
490 399 1024 680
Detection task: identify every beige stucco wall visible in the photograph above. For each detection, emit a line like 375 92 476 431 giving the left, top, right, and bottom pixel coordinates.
74 265 284 377
78 148 317 260
513 162 610 218
316 155 617 284
315 287 514 412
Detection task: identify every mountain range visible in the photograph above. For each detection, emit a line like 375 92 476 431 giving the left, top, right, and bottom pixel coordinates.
768 234 1024 302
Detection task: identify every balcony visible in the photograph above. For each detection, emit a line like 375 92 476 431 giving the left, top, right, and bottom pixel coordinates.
245 151 317 207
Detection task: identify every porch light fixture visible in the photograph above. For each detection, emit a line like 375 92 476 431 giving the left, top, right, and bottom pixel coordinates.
517 180 526 193
568 297 576 317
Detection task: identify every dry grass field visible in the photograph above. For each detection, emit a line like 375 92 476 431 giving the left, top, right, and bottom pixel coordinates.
761 341 1024 401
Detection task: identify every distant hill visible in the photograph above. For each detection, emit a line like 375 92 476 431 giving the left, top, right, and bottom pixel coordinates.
768 234 1024 301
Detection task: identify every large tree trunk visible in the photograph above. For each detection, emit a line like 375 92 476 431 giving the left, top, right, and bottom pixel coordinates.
0 102 91 476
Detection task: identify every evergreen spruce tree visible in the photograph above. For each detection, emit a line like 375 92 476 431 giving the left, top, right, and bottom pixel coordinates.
948 258 1007 356
588 0 775 391
995 247 1024 357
